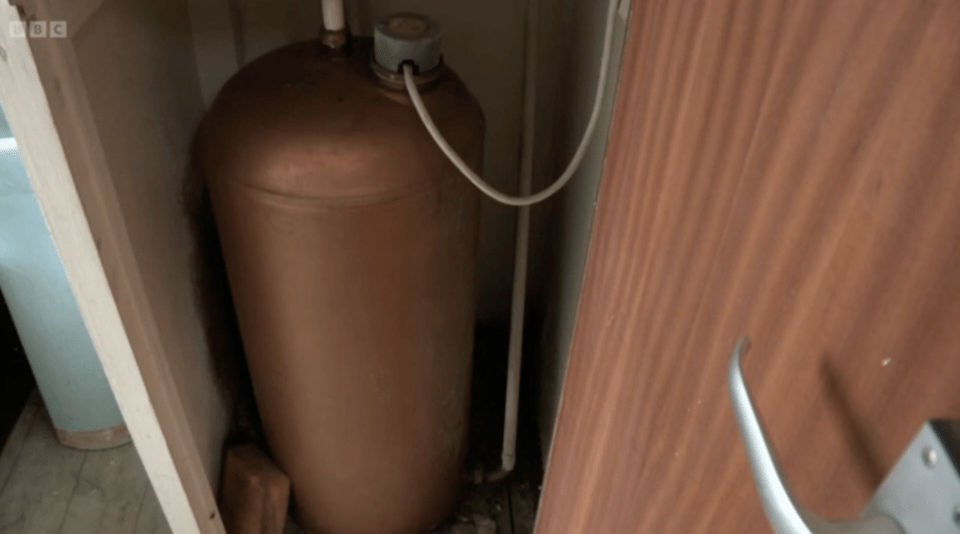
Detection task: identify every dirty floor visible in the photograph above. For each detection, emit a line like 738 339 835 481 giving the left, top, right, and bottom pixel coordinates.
0 392 171 534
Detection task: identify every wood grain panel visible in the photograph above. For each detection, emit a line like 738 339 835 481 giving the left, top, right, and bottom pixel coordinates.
536 1 960 534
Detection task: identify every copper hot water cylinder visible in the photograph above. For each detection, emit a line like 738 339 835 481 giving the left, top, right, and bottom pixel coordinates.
197 14 484 534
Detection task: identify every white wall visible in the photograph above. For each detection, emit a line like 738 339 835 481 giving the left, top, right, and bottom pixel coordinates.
70 0 230 481
530 0 630 462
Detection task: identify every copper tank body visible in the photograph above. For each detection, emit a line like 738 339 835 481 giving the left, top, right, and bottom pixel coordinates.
197 37 484 534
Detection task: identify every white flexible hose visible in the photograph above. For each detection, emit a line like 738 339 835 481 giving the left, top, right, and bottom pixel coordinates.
403 0 620 483
403 0 620 207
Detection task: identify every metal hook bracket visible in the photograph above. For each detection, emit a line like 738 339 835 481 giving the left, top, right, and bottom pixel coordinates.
728 336 960 534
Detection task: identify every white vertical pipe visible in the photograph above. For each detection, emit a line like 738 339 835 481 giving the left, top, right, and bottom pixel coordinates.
487 0 538 482
321 0 346 31
404 0 620 482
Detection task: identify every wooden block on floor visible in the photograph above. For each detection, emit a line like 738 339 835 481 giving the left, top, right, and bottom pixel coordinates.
220 445 290 534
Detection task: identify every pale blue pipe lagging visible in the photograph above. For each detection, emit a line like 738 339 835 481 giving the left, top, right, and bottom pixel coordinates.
0 106 124 434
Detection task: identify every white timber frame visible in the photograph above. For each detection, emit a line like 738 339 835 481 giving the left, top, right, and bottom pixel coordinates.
0 2 224 533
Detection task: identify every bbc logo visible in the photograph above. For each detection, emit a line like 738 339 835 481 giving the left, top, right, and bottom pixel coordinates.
9 20 67 39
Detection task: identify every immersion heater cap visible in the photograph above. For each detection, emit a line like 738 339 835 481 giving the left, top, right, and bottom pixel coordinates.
374 13 442 74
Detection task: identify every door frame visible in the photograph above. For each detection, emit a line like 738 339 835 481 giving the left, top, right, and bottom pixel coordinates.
0 4 221 533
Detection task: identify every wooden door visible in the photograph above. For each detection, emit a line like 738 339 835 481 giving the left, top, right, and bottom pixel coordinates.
537 1 960 534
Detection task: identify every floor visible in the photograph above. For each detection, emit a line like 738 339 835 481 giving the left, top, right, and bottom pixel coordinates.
0 319 543 534
446 325 543 534
0 392 171 534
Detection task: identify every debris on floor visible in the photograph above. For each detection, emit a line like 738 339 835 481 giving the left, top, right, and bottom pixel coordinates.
473 513 497 534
